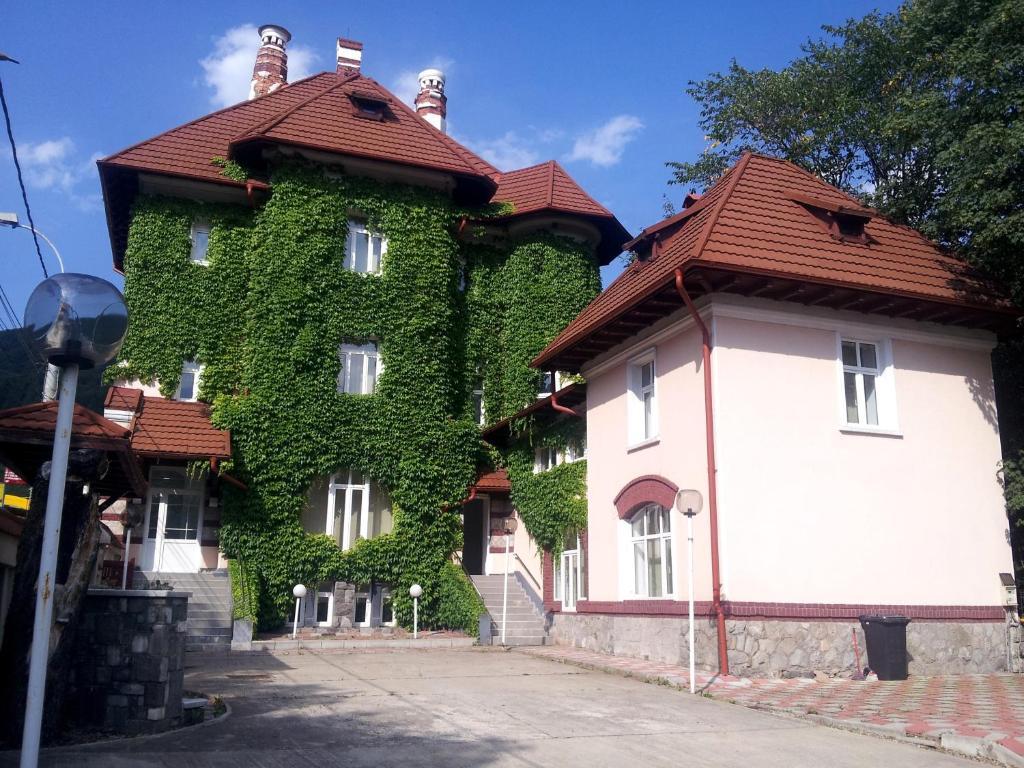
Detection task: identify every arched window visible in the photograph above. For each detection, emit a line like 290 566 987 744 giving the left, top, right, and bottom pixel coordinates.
630 503 673 598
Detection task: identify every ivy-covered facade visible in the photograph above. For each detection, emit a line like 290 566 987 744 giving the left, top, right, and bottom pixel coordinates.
97 60 627 634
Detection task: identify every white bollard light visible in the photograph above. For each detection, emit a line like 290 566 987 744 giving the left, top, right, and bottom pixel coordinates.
409 583 423 639
292 584 307 640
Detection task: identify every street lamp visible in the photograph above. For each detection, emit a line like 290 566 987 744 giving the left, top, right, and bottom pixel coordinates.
20 274 128 768
409 583 423 639
675 488 703 694
500 517 518 646
292 584 307 639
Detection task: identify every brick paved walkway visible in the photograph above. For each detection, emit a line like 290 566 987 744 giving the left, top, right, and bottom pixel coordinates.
520 645 1024 766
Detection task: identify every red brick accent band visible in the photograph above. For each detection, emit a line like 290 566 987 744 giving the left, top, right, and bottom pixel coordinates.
613 475 678 519
566 600 1006 622
489 545 514 554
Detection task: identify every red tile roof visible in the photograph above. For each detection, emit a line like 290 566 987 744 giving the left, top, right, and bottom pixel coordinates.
104 386 143 413
535 152 1013 370
0 401 131 442
124 392 231 460
473 469 511 494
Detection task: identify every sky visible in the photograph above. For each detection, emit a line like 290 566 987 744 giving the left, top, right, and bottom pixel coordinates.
0 0 901 323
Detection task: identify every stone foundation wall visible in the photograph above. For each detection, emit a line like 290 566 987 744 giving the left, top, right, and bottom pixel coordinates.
549 611 1016 677
70 589 188 734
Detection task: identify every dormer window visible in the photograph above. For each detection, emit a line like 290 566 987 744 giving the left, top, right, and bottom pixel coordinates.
349 93 391 121
791 193 873 244
190 219 210 265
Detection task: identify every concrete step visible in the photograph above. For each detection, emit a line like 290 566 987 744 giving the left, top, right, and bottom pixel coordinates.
187 629 233 641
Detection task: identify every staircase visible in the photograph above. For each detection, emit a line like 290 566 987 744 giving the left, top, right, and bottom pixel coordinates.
471 574 547 646
140 570 233 653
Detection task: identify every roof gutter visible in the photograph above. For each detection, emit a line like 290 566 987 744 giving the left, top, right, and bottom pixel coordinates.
673 266 729 678
210 456 248 492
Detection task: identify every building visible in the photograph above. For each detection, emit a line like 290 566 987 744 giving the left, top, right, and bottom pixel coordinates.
513 152 1019 675
96 26 627 633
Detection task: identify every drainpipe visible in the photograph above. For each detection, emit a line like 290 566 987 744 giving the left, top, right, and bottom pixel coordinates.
549 374 581 418
674 267 729 677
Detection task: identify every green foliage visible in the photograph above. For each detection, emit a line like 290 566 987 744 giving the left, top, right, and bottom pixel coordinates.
504 418 588 555
117 160 597 632
212 156 249 182
228 559 259 623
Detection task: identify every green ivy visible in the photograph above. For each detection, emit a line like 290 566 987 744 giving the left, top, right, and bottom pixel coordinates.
114 160 599 632
228 559 259 623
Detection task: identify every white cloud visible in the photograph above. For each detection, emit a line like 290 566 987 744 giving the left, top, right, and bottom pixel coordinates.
566 115 644 168
390 57 455 107
200 24 317 108
467 131 540 171
11 138 102 210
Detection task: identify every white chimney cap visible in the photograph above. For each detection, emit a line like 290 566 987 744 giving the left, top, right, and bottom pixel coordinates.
258 25 291 46
418 68 446 87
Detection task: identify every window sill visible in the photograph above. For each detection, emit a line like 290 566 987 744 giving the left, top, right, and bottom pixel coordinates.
839 425 903 438
627 437 660 453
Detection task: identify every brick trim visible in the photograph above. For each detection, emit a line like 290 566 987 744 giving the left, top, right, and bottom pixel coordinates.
562 600 1006 622
613 475 678 519
489 545 514 553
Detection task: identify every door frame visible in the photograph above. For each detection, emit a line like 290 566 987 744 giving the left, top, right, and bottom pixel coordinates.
141 467 205 572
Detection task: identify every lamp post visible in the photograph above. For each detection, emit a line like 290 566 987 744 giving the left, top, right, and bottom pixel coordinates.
409 583 422 639
500 517 518 646
292 584 307 639
675 488 703 694
20 274 128 768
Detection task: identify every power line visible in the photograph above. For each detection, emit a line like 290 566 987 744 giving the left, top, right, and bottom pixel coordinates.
0 73 48 278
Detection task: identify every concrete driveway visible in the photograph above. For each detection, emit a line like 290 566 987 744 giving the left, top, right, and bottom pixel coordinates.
8 648 982 767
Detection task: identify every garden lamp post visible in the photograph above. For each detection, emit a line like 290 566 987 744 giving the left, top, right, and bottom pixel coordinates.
292 584 307 639
675 489 703 694
500 517 518 646
409 583 423 639
20 274 128 768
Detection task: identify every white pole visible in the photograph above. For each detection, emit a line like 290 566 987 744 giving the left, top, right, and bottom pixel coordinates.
413 597 418 640
42 364 60 402
120 528 131 590
501 533 511 646
20 363 78 768
291 597 301 640
686 510 696 694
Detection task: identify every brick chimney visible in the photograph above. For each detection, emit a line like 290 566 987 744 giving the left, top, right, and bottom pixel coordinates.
337 38 363 73
249 24 291 100
414 69 447 133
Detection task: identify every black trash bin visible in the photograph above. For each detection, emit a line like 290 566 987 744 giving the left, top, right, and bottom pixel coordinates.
858 615 911 680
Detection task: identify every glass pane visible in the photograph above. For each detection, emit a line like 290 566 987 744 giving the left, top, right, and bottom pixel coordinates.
348 489 364 546
354 596 367 624
563 557 572 603
844 372 860 423
332 493 344 546
646 505 660 534
859 343 877 370
665 538 673 595
841 340 858 367
370 482 392 537
633 542 646 595
631 513 645 538
349 469 365 486
317 595 330 623
346 353 365 394
354 232 369 273
366 354 377 394
864 374 879 425
473 392 484 424
647 538 663 597
190 226 209 263
381 594 393 624
658 505 671 534
641 361 653 388
371 236 382 272
643 391 654 438
553 557 562 599
179 371 195 401
147 496 160 538
164 495 199 540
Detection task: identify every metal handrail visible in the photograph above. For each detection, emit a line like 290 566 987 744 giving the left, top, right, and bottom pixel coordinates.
513 553 542 592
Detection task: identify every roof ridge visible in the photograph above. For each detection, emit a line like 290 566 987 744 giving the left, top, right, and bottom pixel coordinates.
238 70 360 141
547 160 556 207
689 151 754 260
101 72 335 165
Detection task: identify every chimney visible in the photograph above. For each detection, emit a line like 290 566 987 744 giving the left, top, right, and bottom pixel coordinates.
249 24 291 100
337 38 363 73
415 68 447 133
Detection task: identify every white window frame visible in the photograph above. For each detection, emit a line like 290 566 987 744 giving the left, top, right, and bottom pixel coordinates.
472 379 485 426
629 503 674 599
315 586 334 627
835 334 899 435
175 360 204 402
189 219 211 266
325 469 391 551
534 446 559 473
627 348 658 447
564 438 586 463
345 219 386 274
338 342 381 395
553 535 585 611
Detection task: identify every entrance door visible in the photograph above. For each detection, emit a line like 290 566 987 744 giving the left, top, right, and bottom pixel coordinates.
461 498 487 575
140 467 205 572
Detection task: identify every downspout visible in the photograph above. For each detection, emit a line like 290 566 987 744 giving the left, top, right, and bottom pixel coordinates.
674 267 729 677
549 374 581 418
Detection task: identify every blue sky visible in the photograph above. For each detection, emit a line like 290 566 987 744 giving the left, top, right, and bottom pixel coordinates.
0 0 899 319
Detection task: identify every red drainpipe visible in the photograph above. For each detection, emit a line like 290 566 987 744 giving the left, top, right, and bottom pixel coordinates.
549 374 581 417
673 267 729 677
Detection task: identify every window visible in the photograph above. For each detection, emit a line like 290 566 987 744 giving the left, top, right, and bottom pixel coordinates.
315 584 334 627
190 219 210 265
538 371 566 398
628 351 658 444
326 469 392 550
176 361 203 402
345 220 385 274
145 467 204 544
630 503 673 598
472 378 485 426
842 339 880 426
564 438 586 463
338 343 380 395
553 534 585 610
534 446 559 473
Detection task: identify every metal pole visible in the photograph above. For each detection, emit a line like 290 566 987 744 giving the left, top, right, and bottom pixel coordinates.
291 597 301 640
686 510 696 694
14 223 65 274
20 363 78 768
42 364 60 402
120 528 131 590
501 533 511 646
413 597 418 639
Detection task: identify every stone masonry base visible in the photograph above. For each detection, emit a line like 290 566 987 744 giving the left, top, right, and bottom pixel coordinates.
549 611 1017 677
